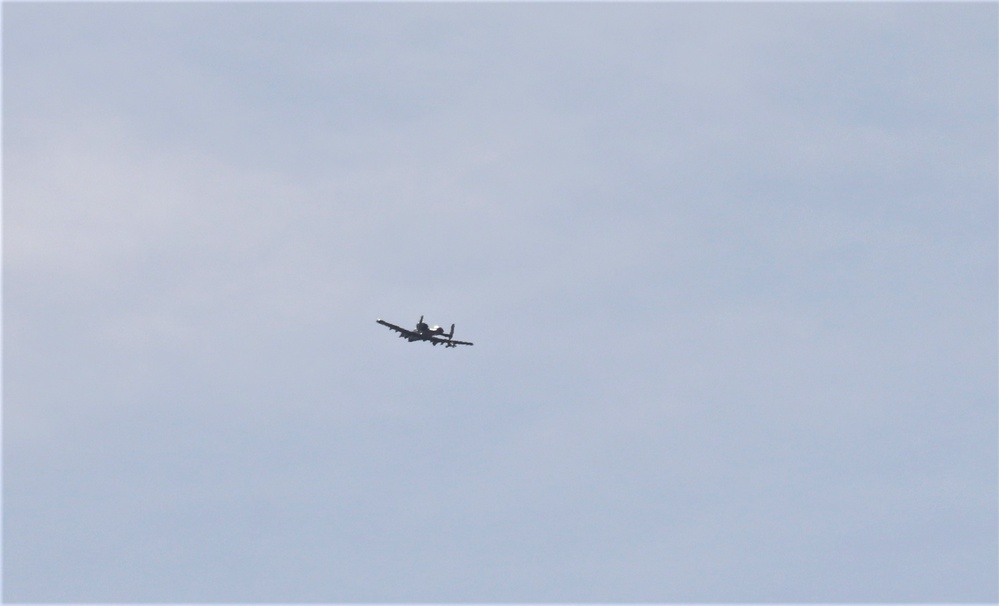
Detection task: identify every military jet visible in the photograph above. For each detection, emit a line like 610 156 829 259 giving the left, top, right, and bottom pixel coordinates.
376 316 474 348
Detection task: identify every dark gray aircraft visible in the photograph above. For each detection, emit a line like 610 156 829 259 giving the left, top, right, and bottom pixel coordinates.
376 316 474 348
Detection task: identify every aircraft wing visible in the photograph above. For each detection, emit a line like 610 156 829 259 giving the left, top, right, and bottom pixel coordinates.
376 319 416 338
429 336 474 347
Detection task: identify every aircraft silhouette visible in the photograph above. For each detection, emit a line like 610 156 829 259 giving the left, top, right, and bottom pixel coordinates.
376 316 474 348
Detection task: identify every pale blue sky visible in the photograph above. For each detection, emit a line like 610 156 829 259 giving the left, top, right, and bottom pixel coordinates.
4 3 997 602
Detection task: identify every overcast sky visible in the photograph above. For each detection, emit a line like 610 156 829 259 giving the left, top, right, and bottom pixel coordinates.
4 3 997 603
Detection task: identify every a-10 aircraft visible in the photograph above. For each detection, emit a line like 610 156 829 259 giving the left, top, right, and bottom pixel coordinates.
376 315 474 348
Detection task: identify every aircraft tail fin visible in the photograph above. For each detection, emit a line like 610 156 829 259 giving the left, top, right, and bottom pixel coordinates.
448 324 455 340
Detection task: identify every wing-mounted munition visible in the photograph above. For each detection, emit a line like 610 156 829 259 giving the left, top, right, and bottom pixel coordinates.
376 316 473 348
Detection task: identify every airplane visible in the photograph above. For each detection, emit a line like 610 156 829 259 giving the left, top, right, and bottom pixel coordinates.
376 315 474 348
